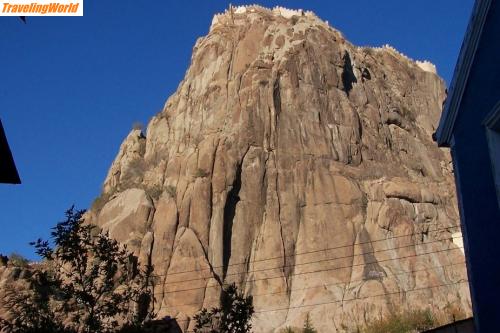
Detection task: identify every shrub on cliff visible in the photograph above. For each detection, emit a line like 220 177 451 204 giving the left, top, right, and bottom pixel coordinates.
0 270 72 333
193 283 254 333
8 253 29 267
303 314 317 333
0 207 155 333
363 309 435 333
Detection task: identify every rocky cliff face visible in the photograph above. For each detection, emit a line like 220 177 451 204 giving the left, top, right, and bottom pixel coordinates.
88 6 470 332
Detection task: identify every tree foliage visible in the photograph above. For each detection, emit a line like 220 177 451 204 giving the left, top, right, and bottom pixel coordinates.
0 270 71 333
193 283 254 333
7 253 29 267
303 313 317 333
0 207 154 333
363 309 435 333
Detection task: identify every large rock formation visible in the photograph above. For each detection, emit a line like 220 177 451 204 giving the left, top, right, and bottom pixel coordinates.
87 6 471 332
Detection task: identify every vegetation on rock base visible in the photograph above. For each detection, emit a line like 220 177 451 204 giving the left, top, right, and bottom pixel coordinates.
0 207 155 333
303 313 318 333
363 309 435 333
7 253 29 267
193 283 254 333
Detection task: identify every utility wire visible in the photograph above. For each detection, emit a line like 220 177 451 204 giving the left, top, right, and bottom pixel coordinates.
150 236 463 286
154 246 464 295
172 279 469 328
151 224 460 279
254 279 469 313
156 260 466 309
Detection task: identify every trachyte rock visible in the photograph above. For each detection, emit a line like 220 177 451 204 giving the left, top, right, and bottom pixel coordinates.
87 5 470 332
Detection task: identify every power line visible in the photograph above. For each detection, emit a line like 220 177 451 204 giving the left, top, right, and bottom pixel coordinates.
154 246 464 295
155 260 466 310
151 236 463 285
172 279 469 328
151 224 460 279
254 280 469 313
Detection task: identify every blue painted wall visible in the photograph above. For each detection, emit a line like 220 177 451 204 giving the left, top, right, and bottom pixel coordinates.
450 1 500 332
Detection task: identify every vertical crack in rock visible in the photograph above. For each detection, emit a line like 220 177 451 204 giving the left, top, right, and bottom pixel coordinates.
275 164 288 288
224 36 236 130
158 211 180 307
273 76 282 116
222 163 242 280
270 73 281 151
341 51 357 95
201 241 223 286
144 232 156 317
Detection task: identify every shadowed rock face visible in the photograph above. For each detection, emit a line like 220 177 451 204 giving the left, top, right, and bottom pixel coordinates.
87 6 470 332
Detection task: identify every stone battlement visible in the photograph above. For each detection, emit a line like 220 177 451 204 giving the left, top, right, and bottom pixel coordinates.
210 4 318 29
361 44 437 74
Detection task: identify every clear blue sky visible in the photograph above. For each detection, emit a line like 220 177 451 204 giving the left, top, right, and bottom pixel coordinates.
0 1 474 259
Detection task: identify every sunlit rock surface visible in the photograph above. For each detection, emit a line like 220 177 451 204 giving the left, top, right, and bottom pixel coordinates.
88 6 470 332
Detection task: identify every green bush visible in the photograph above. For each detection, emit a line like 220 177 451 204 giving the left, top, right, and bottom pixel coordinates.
91 191 113 212
145 185 163 200
132 122 144 131
165 185 176 198
194 168 209 178
399 105 416 122
128 238 142 248
364 309 435 333
8 253 29 267
193 283 254 333
0 207 155 333
362 46 375 57
303 313 317 333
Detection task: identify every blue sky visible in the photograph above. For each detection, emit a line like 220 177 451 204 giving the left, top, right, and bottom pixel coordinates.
0 0 474 259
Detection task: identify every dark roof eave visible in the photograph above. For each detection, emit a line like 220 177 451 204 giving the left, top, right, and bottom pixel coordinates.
422 317 474 333
435 0 492 147
0 119 21 184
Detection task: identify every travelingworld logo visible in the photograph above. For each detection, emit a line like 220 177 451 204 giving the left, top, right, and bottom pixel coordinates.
1 0 82 16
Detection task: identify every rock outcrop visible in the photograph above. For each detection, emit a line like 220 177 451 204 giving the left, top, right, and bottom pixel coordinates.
87 6 470 332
